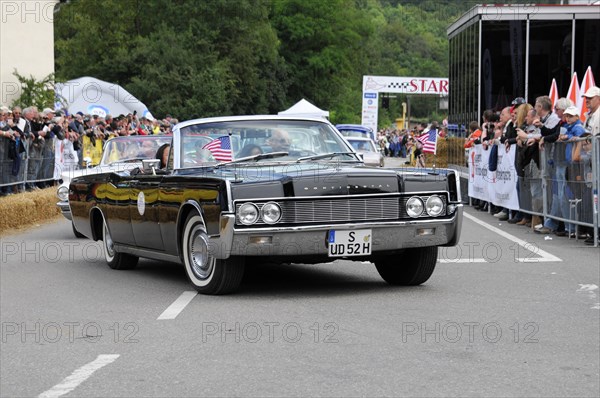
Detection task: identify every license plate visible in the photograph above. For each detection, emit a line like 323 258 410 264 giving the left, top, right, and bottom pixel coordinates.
327 229 372 257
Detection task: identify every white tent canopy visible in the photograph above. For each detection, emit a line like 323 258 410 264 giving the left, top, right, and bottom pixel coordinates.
278 99 329 119
55 77 154 120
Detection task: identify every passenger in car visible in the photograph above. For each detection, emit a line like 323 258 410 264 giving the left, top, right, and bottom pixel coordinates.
238 144 263 158
156 144 171 169
266 129 291 153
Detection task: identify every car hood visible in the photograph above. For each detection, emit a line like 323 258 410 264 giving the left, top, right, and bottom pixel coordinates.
176 163 451 199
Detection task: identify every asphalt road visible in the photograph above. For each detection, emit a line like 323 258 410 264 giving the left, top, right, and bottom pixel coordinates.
1 161 599 397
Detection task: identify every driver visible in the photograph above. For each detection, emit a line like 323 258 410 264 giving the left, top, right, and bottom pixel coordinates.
266 129 291 152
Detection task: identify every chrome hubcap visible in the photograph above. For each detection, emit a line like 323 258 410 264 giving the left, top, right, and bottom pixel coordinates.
189 228 213 280
104 224 115 258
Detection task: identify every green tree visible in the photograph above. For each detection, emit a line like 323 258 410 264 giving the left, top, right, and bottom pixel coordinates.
10 71 56 110
272 0 374 119
53 0 491 124
54 0 285 120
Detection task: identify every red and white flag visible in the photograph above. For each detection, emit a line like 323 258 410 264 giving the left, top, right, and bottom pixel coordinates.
578 66 596 123
566 72 580 108
548 78 559 108
202 136 233 162
417 129 438 154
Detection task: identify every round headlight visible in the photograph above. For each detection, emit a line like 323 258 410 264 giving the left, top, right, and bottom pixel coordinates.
426 195 444 217
406 197 424 218
238 203 259 225
57 186 69 202
260 202 282 224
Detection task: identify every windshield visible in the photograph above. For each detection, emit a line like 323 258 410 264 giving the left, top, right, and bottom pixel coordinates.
347 139 377 153
101 136 172 165
179 120 354 167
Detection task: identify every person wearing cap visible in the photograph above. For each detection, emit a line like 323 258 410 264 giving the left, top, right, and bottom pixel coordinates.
42 108 55 118
582 86 600 136
536 105 586 237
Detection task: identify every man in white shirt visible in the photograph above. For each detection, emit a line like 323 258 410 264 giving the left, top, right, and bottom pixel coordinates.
582 86 599 136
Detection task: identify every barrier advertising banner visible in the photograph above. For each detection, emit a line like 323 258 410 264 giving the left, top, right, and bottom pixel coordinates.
468 144 519 210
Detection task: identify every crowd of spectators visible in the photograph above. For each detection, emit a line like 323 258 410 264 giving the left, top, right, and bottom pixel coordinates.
376 123 446 165
464 86 600 246
0 105 176 196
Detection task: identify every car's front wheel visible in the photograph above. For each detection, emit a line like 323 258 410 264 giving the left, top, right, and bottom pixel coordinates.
182 213 245 295
103 221 139 270
374 247 438 285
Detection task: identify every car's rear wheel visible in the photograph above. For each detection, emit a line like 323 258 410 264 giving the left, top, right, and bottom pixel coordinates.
182 213 244 295
103 221 138 270
374 247 438 285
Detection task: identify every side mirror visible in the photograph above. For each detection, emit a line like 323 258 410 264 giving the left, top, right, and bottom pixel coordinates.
142 159 161 175
357 153 365 161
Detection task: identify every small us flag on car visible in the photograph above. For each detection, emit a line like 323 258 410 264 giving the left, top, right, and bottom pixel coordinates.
202 136 233 162
417 129 438 154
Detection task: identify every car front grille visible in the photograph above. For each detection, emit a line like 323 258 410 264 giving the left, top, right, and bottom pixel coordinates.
235 194 447 226
278 197 400 224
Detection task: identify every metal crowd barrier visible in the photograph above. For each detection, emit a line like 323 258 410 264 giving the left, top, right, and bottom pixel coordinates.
540 136 598 245
0 137 58 190
457 136 599 247
517 136 598 246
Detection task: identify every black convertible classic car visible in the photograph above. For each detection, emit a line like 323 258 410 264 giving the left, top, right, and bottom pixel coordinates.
69 116 463 294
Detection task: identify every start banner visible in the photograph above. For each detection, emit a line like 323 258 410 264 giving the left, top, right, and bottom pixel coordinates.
468 144 519 210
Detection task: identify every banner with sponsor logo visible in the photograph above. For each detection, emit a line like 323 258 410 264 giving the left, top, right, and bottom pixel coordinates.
468 144 519 210
468 144 490 201
361 75 449 133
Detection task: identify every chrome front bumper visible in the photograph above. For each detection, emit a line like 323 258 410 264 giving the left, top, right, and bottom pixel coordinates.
56 201 72 221
209 205 463 259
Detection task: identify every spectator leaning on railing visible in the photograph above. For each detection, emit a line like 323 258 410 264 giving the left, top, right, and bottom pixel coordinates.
571 133 596 245
1 108 176 197
582 86 600 136
516 106 543 229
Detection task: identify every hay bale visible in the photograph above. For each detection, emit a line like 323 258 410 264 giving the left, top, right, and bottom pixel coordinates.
0 187 61 235
423 137 465 168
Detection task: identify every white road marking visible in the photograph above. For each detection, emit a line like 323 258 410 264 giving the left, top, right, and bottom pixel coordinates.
38 354 119 398
439 258 488 263
157 291 197 320
463 212 562 262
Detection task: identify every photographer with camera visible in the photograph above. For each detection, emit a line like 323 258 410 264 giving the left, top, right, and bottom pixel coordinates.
81 116 103 167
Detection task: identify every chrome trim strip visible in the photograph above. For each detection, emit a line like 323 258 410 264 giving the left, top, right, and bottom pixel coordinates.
56 201 72 220
453 169 462 203
172 125 181 169
225 179 233 212
208 214 235 259
232 212 459 234
114 244 182 263
443 205 463 246
233 190 451 204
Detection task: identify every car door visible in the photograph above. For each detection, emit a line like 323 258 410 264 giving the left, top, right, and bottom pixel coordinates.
129 173 165 250
104 172 136 246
